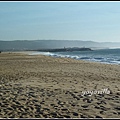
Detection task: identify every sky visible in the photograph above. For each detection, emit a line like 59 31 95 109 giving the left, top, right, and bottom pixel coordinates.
0 1 120 42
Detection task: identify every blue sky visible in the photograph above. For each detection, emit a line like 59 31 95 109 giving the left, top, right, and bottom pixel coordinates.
0 1 120 42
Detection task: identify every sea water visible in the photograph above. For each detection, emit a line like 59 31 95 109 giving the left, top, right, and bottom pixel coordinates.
29 48 120 65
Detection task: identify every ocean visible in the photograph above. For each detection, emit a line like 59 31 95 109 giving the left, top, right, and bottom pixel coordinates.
29 48 120 65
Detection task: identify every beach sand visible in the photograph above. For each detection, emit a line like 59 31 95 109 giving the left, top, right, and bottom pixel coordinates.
0 52 120 118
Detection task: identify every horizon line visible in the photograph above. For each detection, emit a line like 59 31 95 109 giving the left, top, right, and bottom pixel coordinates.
0 39 120 43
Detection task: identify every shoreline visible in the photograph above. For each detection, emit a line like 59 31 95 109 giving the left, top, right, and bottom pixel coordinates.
0 52 120 118
2 51 120 66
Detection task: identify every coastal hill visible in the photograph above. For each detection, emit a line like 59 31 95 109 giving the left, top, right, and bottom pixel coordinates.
0 40 120 51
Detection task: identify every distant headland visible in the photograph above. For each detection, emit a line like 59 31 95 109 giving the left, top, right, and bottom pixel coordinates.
33 47 92 52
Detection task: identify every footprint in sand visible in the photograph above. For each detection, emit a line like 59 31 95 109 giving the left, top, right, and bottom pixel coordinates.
72 112 79 116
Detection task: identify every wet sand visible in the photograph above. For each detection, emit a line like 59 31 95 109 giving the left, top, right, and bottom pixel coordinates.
0 52 120 118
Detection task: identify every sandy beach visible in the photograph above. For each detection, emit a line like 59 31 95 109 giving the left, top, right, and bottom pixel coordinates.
0 52 120 118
